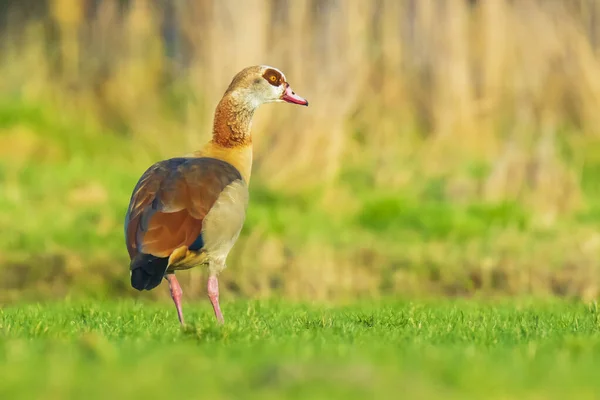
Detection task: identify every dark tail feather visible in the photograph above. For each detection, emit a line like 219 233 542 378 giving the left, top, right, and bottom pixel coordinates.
130 253 169 291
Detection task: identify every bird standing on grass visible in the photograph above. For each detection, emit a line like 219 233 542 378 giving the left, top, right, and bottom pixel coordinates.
124 66 308 325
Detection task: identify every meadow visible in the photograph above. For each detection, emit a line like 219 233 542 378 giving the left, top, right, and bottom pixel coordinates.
2 0 600 302
2 299 600 399
2 1 600 398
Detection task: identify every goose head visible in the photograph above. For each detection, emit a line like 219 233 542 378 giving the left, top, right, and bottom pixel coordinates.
224 65 308 108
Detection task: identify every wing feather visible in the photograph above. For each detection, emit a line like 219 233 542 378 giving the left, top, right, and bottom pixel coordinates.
124 157 243 259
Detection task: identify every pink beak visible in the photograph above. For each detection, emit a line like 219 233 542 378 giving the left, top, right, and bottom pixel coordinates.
281 84 308 106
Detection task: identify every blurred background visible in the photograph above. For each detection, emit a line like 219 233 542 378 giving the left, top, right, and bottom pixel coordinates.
1 0 600 303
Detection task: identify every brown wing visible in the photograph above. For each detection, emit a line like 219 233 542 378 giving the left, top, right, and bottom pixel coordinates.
124 157 243 259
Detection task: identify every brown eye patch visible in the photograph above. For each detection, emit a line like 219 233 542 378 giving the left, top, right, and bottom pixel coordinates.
262 68 283 87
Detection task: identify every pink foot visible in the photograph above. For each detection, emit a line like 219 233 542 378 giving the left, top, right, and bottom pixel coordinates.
207 275 224 324
165 274 185 326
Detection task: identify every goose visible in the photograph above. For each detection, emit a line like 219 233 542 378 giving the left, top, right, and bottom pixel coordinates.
124 65 308 325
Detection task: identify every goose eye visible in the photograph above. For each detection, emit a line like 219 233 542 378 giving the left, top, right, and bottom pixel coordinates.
263 69 282 86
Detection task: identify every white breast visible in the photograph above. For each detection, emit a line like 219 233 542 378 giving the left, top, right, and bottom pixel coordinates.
201 179 249 275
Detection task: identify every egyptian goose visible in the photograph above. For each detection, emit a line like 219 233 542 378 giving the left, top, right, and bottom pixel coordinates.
124 66 308 325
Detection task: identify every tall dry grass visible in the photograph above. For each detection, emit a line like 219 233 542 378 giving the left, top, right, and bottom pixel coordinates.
2 0 600 192
3 0 600 300
1 1 598 204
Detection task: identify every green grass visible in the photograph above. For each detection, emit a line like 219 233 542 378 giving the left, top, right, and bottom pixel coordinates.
2 299 600 399
2 100 600 301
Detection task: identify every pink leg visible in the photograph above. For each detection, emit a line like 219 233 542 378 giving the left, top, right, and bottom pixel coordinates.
165 274 185 326
207 275 224 324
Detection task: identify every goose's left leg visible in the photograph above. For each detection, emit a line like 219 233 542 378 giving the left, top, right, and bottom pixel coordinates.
165 273 185 325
